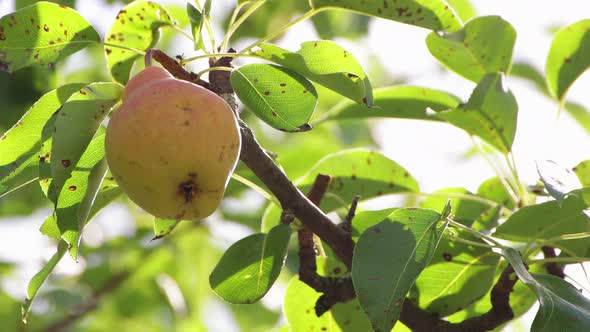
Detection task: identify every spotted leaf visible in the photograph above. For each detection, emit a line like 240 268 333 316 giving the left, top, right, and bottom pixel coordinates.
105 0 175 84
251 41 373 106
231 64 318 132
0 2 100 72
310 0 462 32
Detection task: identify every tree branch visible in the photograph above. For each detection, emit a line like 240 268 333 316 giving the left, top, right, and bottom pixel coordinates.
296 174 356 315
149 49 519 332
42 272 130 332
541 246 566 278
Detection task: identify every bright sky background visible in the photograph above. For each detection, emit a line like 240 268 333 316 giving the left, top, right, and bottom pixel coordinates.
1 1 590 331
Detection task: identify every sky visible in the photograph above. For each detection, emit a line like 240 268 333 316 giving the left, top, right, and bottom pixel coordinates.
1 1 590 331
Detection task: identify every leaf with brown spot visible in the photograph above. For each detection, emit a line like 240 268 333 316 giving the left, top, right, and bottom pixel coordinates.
231 64 318 132
105 1 175 84
0 83 84 198
426 16 515 82
0 2 99 72
49 83 122 203
546 19 590 101
251 41 373 106
310 0 462 32
352 208 447 331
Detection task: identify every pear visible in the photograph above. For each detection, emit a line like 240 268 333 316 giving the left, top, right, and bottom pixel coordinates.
105 66 241 221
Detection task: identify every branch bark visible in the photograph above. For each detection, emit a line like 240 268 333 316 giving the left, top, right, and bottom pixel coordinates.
541 246 566 279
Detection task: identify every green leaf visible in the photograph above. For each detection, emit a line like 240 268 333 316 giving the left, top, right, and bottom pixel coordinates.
546 19 590 101
320 85 460 122
310 0 462 32
511 61 547 92
437 72 518 153
351 208 398 242
209 224 292 304
105 0 175 84
574 160 590 187
251 41 373 106
48 82 122 203
352 208 447 331
477 177 515 209
0 2 100 73
186 1 210 51
503 248 590 332
537 160 582 203
44 134 109 259
510 62 590 135
152 218 179 239
419 187 490 226
262 149 420 232
426 16 516 82
0 83 85 197
285 257 371 332
22 240 68 322
412 233 500 316
564 102 590 136
445 0 476 23
40 171 122 240
494 195 590 256
231 64 318 132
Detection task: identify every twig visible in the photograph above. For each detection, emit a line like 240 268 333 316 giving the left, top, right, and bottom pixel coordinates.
295 175 356 315
541 246 566 278
42 272 130 332
340 195 360 235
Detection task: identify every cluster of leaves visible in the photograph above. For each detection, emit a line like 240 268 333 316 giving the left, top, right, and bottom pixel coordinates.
1 0 590 331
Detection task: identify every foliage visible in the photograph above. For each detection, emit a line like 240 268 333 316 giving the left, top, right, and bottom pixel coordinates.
1 0 590 331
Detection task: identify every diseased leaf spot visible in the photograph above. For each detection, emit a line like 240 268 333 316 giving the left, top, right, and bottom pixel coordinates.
443 252 452 261
68 185 77 191
61 160 71 167
43 24 49 32
264 91 270 95
372 227 381 233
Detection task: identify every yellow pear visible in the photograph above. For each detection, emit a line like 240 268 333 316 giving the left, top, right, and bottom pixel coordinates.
105 66 241 221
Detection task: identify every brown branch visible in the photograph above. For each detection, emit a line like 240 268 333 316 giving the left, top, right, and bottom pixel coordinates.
151 49 518 332
541 246 566 278
146 49 210 89
42 272 130 332
296 175 357 315
430 265 517 331
340 195 360 235
238 121 355 269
